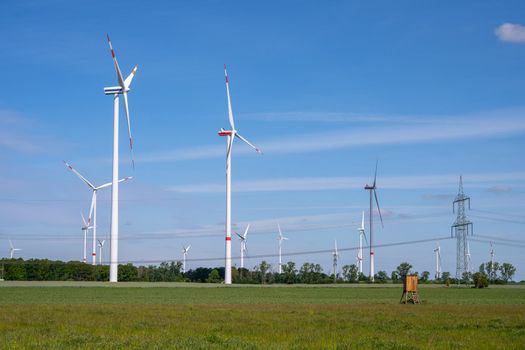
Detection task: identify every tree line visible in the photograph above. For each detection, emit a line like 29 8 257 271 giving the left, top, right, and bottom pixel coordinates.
0 258 518 285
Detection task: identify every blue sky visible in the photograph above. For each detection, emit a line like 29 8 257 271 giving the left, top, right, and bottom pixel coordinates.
1 1 524 279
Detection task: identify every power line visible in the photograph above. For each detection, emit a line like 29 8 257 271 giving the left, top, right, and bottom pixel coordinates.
1 235 454 265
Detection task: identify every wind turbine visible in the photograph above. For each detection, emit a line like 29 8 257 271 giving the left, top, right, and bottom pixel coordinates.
81 212 92 263
277 224 289 274
182 244 191 274
490 242 495 280
356 211 367 274
235 224 250 269
64 161 132 265
98 239 106 265
8 240 21 259
104 34 138 282
434 241 442 280
466 239 472 274
332 239 339 282
218 65 262 285
364 161 383 282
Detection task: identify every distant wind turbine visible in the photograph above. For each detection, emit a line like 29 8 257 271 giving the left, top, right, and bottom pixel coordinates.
104 34 138 282
98 239 106 265
356 211 367 274
218 65 262 284
64 161 132 265
182 244 191 274
434 241 442 280
364 161 384 282
332 239 339 282
8 239 21 259
277 224 289 273
466 239 472 274
235 224 250 269
81 212 93 263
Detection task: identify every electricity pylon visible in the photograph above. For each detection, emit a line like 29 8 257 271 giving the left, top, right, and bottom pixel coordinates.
451 176 473 281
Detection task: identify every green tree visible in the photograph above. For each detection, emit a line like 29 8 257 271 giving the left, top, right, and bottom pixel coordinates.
499 263 516 283
441 272 451 286
396 262 412 277
118 263 138 281
391 271 400 283
342 264 358 283
281 261 297 284
461 271 472 285
420 271 430 283
206 269 221 283
473 272 489 288
375 270 388 283
257 261 271 284
299 263 324 284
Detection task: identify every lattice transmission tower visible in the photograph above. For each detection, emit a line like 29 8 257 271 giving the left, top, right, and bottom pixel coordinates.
451 176 473 281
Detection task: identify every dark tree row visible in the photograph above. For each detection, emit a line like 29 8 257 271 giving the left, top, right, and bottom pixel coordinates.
0 258 517 285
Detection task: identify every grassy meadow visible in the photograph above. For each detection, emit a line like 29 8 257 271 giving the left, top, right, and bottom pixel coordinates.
0 283 524 349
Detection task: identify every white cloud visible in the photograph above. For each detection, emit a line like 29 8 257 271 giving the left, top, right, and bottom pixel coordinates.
495 23 525 43
168 172 525 194
137 108 525 163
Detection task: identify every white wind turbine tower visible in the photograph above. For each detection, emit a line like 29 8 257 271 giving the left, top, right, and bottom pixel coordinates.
81 212 92 263
64 161 132 265
235 224 250 269
356 211 367 274
490 242 495 280
363 161 384 282
98 239 106 265
434 241 442 280
332 240 339 282
8 240 21 259
182 244 191 274
466 239 472 274
218 65 262 284
104 34 138 282
277 224 289 274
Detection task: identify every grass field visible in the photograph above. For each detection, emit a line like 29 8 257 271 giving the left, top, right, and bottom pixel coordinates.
0 283 524 349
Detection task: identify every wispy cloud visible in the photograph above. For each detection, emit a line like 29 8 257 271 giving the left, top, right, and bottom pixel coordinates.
421 194 455 201
168 172 525 194
137 108 525 163
487 186 512 193
495 23 525 43
0 110 43 153
0 109 69 154
242 111 426 123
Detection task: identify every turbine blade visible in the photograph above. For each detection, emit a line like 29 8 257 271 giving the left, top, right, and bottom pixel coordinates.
363 232 369 245
187 245 191 251
124 65 138 89
63 161 96 190
361 211 365 230
373 160 378 187
9 239 13 249
226 133 234 160
278 224 282 239
107 34 125 88
243 223 250 239
122 91 135 170
81 212 87 227
97 176 133 190
88 192 95 225
224 65 235 130
235 232 244 240
374 189 384 228
235 133 262 154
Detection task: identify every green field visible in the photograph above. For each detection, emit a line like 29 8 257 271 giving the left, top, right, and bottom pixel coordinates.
1 283 524 349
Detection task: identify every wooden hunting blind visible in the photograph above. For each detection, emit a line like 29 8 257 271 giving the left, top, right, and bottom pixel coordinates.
400 275 420 304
